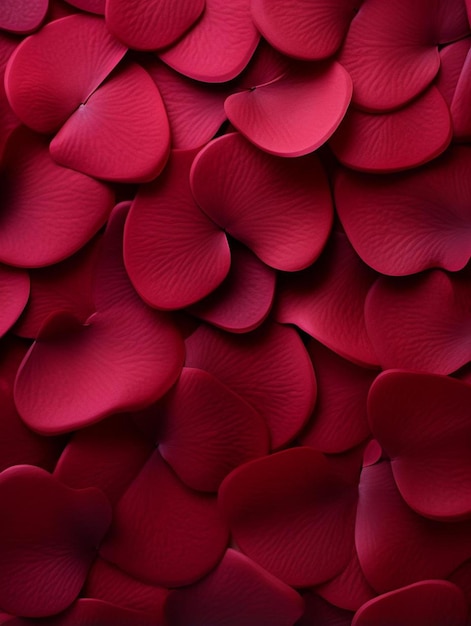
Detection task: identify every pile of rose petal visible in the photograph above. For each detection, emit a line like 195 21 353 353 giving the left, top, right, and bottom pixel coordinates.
1 0 471 624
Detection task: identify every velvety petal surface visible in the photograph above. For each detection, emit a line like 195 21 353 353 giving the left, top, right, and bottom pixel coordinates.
166 549 304 626
0 465 111 617
364 270 471 374
219 448 357 587
0 264 29 337
449 46 471 140
124 149 230 310
436 39 471 108
5 14 126 133
0 0 48 34
276 232 378 366
100 450 228 587
185 322 316 449
0 127 113 268
225 62 352 157
159 0 259 82
335 147 471 275
191 133 333 271
368 371 471 520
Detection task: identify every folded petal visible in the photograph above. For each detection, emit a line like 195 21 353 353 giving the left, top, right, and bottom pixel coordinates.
0 264 29 337
0 0 48 34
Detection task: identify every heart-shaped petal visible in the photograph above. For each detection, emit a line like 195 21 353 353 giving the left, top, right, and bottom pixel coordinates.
191 133 333 271
0 0 48 34
100 450 228 587
5 14 126 133
0 264 29 337
225 61 352 157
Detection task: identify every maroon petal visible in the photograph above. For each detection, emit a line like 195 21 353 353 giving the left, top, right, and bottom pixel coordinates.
335 148 471 275
225 62 352 157
100 450 228 587
297 593 354 626
50 62 170 183
5 14 126 133
28 599 157 626
219 448 357 587
356 462 471 592
0 465 111 617
14 203 184 434
159 0 259 82
436 39 471 108
251 0 358 60
124 149 230 310
166 549 304 626
158 367 269 492
0 0 48 34
63 0 105 13
0 264 29 337
330 86 451 173
191 133 333 271
449 46 471 140
368 371 471 520
352 580 468 626
364 270 471 374
185 322 316 450
106 0 204 50
0 34 20 161
0 127 113 268
275 232 378 366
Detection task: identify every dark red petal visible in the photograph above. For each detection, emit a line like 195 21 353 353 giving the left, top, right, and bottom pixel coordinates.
368 371 471 520
219 448 357 587
0 264 29 337
449 46 471 140
330 86 451 173
14 203 184 434
0 0 48 34
100 450 228 587
356 462 471 592
5 14 126 133
225 62 352 157
0 34 20 161
0 465 111 617
188 241 276 334
364 271 471 374
124 149 230 310
275 232 378 366
352 580 468 626
158 367 269 492
166 549 304 626
251 0 358 60
0 127 113 267
33 599 157 626
335 147 471 275
191 133 333 271
106 0 204 50
297 593 354 626
159 0 259 82
63 0 105 13
185 322 316 450
436 39 471 108
50 62 170 183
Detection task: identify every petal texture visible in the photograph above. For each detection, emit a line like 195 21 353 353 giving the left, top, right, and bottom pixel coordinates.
0 0 48 34
0 264 29 337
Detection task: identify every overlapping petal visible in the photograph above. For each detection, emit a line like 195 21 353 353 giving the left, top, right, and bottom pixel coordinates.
0 0 48 34
0 264 29 337
297 593 354 626
0 34 20 161
64 0 104 14
191 133 333 271
436 39 471 108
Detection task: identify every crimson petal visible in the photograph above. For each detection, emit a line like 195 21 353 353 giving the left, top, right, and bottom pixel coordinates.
100 450 228 587
0 0 48 34
436 39 471 108
64 0 105 13
0 465 111 617
225 62 352 157
191 133 333 271
5 14 126 134
185 322 316 450
0 264 29 337
297 593 354 626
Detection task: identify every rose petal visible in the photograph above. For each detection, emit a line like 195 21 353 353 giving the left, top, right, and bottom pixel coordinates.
297 593 354 626
64 0 104 13
0 0 48 34
0 264 29 337
436 39 471 108
0 34 20 160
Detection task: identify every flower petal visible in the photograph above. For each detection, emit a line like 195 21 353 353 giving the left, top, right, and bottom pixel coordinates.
0 264 29 337
0 0 48 34
63 0 104 14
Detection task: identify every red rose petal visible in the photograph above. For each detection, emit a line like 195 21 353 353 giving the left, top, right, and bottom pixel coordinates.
159 0 259 82
50 62 170 183
0 0 48 34
219 448 357 587
352 580 468 626
0 34 20 160
158 367 269 492
63 0 104 13
0 465 111 617
106 0 204 50
225 61 352 157
369 371 471 520
124 149 230 310
335 147 471 275
27 599 157 626
275 232 378 366
297 593 354 626
5 14 126 133
14 203 184 434
0 264 29 337
251 0 358 61
100 450 228 587
436 39 471 108
329 86 451 172
185 322 316 450
364 270 471 374
356 462 471 592
0 127 114 268
188 240 276 333
190 133 333 271
166 549 304 626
